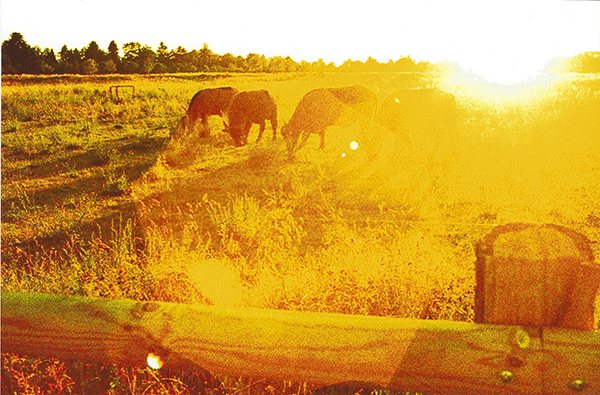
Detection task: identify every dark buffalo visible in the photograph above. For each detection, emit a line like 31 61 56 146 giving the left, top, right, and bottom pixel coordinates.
281 85 377 155
179 87 239 137
223 90 278 146
360 88 457 161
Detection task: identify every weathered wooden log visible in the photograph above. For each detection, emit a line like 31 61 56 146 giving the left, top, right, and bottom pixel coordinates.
475 223 600 330
2 223 599 394
2 291 599 395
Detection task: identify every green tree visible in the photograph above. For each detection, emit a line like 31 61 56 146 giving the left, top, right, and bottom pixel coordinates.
267 56 298 72
364 56 380 71
1 32 41 74
139 45 157 73
107 40 121 72
257 55 268 72
246 53 268 72
57 45 82 74
84 41 105 64
325 61 337 72
235 55 248 72
569 52 600 73
246 53 261 72
82 58 99 74
312 58 326 71
341 59 364 72
40 48 58 74
299 60 311 72
394 55 417 71
219 53 237 71
198 44 216 71
168 46 185 72
121 42 141 73
121 42 156 73
416 60 435 72
268 56 284 72
100 59 117 74
283 56 298 72
155 42 172 72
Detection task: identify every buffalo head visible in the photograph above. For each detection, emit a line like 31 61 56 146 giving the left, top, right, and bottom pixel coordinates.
222 119 246 146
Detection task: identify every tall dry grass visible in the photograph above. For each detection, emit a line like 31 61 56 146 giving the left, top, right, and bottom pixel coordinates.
2 71 599 394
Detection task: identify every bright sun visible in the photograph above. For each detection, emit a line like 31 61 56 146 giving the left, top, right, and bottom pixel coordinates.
467 61 546 85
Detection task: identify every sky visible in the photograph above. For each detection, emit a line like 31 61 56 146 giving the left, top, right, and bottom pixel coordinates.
1 0 599 83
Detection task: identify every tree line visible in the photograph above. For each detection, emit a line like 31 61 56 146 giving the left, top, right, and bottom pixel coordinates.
2 32 454 75
3 32 598 76
543 51 600 74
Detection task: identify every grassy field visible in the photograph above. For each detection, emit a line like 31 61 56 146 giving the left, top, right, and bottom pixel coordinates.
2 71 600 394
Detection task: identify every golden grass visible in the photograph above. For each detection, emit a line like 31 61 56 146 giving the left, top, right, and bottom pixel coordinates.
2 70 599 394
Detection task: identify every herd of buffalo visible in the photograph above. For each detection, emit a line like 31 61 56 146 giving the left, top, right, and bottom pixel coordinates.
177 85 458 159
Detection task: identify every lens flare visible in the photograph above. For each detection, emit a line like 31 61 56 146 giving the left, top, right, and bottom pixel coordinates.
147 353 163 370
188 259 243 307
350 141 358 150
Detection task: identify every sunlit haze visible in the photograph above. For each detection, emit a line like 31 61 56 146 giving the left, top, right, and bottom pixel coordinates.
1 0 599 83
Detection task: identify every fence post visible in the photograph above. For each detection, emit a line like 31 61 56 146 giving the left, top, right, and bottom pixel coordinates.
474 223 600 394
109 85 135 102
474 223 599 330
2 223 598 394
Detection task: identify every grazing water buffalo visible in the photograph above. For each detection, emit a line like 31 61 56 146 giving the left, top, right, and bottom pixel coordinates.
282 85 377 155
360 88 457 161
179 87 239 137
223 90 278 146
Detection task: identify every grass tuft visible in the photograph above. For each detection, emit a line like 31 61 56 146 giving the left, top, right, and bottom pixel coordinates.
2 71 599 394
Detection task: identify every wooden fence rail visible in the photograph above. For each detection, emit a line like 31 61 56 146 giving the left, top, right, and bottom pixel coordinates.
2 291 598 395
2 223 599 394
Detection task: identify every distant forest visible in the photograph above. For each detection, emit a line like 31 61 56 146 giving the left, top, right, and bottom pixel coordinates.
1 32 449 75
2 32 599 75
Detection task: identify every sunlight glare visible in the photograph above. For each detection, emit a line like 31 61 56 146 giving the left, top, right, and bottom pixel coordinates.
483 69 541 85
441 68 559 105
465 62 545 85
188 260 243 307
147 353 163 370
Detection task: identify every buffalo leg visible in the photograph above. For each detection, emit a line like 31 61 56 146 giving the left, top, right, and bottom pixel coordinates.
243 122 252 145
271 118 278 140
299 130 312 149
182 113 197 135
189 111 203 135
256 120 266 143
176 115 188 137
199 117 210 137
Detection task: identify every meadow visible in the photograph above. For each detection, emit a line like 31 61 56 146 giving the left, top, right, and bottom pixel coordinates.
2 70 600 394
